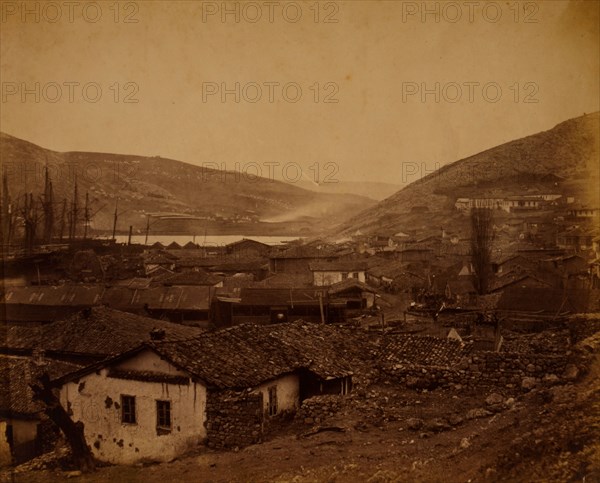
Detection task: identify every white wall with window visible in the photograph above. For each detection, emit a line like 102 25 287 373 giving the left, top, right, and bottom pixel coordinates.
312 270 366 286
253 373 300 416
59 349 207 465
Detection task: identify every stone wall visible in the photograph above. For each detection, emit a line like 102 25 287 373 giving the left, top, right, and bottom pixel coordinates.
205 390 264 449
568 314 600 344
381 351 569 392
295 395 343 425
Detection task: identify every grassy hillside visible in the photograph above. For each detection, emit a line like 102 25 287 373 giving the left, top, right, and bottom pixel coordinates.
0 133 375 234
337 112 600 236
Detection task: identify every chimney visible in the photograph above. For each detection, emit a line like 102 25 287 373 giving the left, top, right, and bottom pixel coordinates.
150 328 166 341
32 347 46 366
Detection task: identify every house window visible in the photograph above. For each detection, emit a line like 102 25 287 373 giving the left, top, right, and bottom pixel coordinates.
268 386 278 416
121 395 136 424
156 400 171 430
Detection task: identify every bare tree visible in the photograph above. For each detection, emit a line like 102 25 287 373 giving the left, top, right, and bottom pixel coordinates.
470 208 494 294
30 374 96 473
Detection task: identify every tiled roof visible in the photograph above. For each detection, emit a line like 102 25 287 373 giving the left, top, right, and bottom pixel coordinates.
270 245 338 260
161 270 223 286
308 260 368 272
380 334 471 368
221 274 256 289
446 278 477 295
143 252 177 264
206 260 267 272
145 266 173 278
226 238 271 248
1 307 202 357
58 321 366 390
327 279 378 294
367 260 427 286
175 258 216 268
0 356 82 416
152 321 363 388
497 287 593 314
114 278 153 290
252 271 313 288
488 272 549 293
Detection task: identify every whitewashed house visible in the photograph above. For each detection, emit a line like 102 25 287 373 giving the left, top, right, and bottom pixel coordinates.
54 322 355 464
309 260 367 286
57 347 208 465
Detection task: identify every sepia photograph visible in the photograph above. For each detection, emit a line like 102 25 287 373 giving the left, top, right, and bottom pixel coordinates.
1 1 599 481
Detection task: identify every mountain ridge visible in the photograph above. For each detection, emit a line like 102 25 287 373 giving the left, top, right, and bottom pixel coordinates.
0 132 376 235
334 112 599 237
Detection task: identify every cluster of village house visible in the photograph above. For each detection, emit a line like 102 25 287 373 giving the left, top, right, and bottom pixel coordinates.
1 194 599 466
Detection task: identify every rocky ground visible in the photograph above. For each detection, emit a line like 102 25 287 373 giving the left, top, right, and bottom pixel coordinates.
3 323 599 483
3 343 599 483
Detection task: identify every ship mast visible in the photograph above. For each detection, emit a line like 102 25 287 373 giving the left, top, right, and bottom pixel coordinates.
42 162 54 244
58 198 67 242
1 171 11 250
112 199 119 240
69 178 79 242
83 192 90 240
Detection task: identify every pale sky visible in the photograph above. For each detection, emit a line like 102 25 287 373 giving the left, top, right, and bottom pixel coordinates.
1 0 598 184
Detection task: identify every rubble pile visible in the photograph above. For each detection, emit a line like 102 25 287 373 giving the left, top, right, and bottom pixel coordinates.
8 446 72 473
382 351 570 392
296 395 344 425
501 330 571 354
569 313 600 344
490 372 600 482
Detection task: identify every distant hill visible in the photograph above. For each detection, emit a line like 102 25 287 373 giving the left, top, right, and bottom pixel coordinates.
0 133 375 235
336 112 600 236
291 180 403 201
